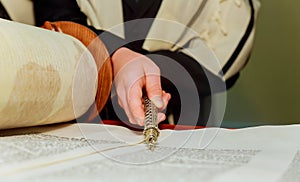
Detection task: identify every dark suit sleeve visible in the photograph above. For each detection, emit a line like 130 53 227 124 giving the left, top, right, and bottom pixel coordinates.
146 50 237 96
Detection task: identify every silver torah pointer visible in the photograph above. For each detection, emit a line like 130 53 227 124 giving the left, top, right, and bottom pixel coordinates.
143 96 160 148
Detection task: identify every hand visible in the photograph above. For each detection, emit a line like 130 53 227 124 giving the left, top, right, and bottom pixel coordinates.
112 47 171 126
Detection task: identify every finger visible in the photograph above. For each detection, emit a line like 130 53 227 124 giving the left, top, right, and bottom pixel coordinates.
127 82 144 126
123 102 139 125
161 91 171 111
145 74 164 109
117 96 124 108
117 94 138 125
157 113 166 123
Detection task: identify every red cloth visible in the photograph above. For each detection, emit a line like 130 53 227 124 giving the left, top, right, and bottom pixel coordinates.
101 120 204 131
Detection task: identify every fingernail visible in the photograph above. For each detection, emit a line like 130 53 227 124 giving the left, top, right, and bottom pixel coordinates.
151 96 163 108
168 94 171 100
157 113 166 122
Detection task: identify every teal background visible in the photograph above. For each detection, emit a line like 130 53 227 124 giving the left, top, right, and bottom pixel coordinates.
222 0 300 127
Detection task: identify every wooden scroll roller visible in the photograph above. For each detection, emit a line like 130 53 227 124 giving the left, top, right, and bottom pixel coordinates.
42 21 113 122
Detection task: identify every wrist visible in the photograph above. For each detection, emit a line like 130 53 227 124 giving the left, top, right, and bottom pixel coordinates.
111 47 134 76
112 47 130 62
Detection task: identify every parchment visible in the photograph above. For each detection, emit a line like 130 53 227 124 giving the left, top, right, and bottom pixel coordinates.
0 123 299 181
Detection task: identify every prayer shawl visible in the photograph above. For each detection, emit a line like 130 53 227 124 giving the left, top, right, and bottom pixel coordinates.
76 0 261 80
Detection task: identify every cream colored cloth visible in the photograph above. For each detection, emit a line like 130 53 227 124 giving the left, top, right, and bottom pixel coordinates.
76 0 260 79
0 19 98 129
0 0 35 25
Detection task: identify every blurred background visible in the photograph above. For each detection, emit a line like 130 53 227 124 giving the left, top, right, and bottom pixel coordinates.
222 0 300 127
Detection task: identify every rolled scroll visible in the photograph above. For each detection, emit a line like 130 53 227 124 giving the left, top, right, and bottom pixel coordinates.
0 19 112 129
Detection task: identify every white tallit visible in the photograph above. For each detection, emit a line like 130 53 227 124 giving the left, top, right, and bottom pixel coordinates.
75 0 261 79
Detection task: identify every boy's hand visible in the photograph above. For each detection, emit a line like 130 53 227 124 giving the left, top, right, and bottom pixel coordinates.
112 47 171 126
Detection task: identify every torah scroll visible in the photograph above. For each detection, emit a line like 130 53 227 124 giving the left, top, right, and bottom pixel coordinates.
0 19 111 129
